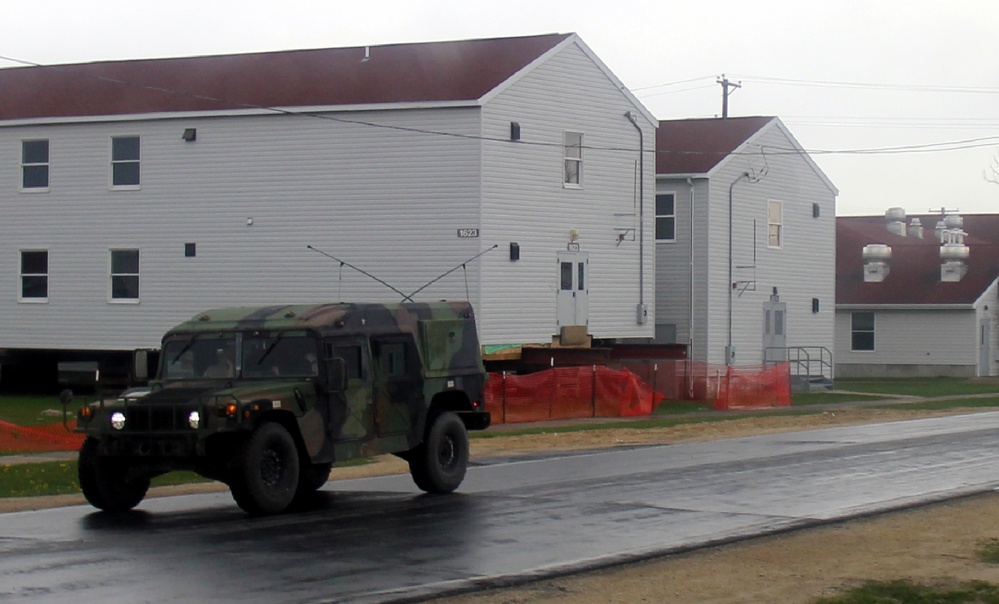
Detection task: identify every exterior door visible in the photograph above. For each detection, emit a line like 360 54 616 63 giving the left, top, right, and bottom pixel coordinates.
556 251 589 330
763 298 787 362
324 337 374 442
980 319 991 377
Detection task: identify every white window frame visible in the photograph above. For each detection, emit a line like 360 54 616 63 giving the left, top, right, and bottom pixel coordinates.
655 192 676 243
767 200 783 249
20 139 50 192
850 311 875 352
563 131 582 188
18 249 49 303
109 249 140 303
110 136 141 190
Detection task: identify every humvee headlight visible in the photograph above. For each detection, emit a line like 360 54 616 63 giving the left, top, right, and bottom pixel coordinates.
188 411 201 429
110 412 127 431
223 402 238 417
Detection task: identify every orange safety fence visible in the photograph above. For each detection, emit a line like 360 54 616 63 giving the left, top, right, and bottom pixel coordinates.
0 419 83 454
714 362 792 410
484 366 665 425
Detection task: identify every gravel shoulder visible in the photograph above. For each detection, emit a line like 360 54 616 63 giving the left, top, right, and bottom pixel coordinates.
4 405 999 603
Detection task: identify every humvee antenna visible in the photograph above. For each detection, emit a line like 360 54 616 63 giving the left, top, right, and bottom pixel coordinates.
307 245 414 302
407 244 499 299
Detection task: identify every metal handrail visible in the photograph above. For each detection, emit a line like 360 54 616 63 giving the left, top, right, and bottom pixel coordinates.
765 346 833 381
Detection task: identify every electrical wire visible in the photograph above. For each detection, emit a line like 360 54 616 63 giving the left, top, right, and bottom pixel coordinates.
2 52 998 158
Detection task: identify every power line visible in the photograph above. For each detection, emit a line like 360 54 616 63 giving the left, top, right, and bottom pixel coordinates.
2 52 998 158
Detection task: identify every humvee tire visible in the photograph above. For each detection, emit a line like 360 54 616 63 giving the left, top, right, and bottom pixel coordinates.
229 423 300 515
295 462 333 501
78 438 150 512
408 412 469 493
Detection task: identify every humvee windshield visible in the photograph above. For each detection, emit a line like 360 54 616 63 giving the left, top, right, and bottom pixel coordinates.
161 331 319 380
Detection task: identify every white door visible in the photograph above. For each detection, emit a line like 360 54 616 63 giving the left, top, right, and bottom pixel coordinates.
763 297 787 362
556 252 588 330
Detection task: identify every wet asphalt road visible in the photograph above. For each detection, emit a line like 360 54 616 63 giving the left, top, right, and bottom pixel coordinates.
3 412 999 603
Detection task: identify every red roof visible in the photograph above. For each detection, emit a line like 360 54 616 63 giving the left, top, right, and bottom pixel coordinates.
0 34 572 121
837 214 999 305
655 116 775 175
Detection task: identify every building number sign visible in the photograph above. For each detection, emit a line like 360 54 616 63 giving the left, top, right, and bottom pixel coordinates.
457 228 480 238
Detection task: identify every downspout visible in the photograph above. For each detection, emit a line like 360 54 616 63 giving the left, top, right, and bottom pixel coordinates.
688 178 695 397
625 112 645 321
727 172 750 365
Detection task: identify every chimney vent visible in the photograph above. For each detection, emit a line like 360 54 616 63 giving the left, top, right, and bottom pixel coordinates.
885 207 906 236
862 243 892 282
909 217 923 239
940 229 969 282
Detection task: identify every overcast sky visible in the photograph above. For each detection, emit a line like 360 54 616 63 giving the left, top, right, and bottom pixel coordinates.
2 0 997 216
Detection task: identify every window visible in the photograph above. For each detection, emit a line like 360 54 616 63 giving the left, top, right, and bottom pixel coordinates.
19 250 48 302
110 249 139 301
851 312 875 352
21 140 49 190
767 200 783 248
563 132 582 186
111 136 140 187
656 193 676 241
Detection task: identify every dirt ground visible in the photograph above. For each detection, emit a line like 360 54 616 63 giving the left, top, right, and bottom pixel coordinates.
5 407 999 603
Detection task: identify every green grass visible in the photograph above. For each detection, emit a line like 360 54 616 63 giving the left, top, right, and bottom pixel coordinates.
792 392 886 406
813 579 999 603
976 539 999 564
0 395 67 426
0 460 212 498
833 378 999 398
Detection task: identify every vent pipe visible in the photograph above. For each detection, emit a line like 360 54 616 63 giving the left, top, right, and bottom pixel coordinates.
940 229 969 282
885 207 906 236
909 217 923 239
862 244 891 282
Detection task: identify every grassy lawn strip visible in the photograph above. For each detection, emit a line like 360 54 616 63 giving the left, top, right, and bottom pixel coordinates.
813 579 999 603
0 395 65 425
0 461 212 498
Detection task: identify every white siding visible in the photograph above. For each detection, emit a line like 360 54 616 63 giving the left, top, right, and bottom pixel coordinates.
1 108 484 350
981 280 999 376
478 41 656 345
836 309 977 367
657 121 836 364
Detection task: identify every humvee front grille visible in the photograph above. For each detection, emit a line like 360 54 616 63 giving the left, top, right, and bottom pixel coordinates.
125 404 198 432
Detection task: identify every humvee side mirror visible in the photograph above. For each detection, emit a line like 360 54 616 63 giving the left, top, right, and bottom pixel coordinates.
326 358 346 391
133 349 150 382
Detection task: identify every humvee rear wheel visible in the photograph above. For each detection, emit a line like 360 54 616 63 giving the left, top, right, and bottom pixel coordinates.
229 423 300 515
78 438 150 512
408 412 469 494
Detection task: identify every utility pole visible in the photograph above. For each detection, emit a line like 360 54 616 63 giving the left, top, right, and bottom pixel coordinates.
717 74 741 118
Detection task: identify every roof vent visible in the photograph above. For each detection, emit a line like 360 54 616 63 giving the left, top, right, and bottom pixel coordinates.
909 217 923 239
935 219 948 241
885 207 906 236
940 229 969 282
862 243 891 282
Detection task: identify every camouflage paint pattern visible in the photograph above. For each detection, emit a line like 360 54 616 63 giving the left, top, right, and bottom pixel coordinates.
75 302 489 478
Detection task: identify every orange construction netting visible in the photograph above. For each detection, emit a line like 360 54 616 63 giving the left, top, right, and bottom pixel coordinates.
714 362 792 410
484 366 664 425
0 419 83 454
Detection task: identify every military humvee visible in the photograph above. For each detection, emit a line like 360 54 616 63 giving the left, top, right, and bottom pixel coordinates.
67 301 490 515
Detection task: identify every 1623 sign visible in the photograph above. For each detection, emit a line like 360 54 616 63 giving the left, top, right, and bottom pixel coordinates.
457 228 480 238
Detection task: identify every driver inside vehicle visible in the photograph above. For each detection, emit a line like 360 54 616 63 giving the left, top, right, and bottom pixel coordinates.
204 347 236 378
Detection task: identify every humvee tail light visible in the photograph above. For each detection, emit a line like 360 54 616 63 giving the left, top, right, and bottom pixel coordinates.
110 412 126 430
79 406 94 420
188 411 201 429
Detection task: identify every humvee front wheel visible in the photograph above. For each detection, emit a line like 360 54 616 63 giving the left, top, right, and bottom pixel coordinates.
78 438 150 512
229 423 300 515
408 412 469 494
